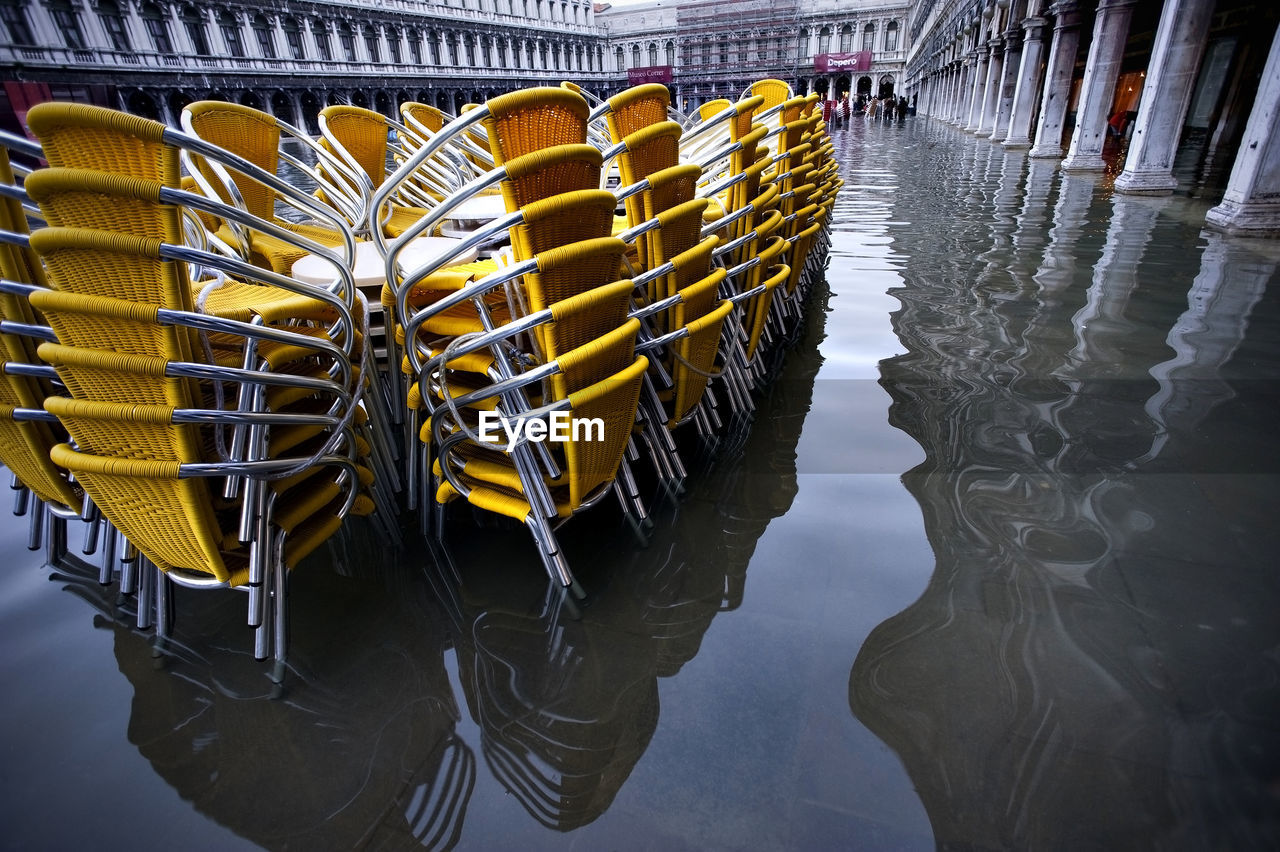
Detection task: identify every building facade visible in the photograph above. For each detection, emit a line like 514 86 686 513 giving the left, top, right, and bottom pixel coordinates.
598 0 911 109
1 0 612 131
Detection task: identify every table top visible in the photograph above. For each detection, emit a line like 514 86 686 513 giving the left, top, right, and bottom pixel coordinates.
448 194 507 224
291 236 479 290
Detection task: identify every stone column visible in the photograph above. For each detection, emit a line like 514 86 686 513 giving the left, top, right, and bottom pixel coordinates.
1061 0 1137 171
1114 0 1214 194
966 51 989 130
990 29 1022 141
1004 16 1048 147
1205 24 1280 236
977 40 1004 135
953 62 970 122
1029 1 1082 158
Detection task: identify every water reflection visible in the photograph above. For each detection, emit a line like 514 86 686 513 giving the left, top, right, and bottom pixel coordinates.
851 122 1280 848
54 272 829 846
78 567 475 849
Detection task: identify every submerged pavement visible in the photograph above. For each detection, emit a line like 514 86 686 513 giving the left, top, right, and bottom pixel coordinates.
1 116 1277 849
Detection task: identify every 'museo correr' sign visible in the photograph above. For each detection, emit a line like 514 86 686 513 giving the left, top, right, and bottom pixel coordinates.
814 52 872 73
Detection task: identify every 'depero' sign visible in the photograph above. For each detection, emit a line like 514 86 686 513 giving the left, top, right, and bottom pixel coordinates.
814 52 872 73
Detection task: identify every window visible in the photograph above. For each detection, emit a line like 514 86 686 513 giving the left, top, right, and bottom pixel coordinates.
497 37 506 68
481 36 491 66
700 39 709 65
885 21 898 52
388 28 402 63
220 10 244 58
776 37 785 62
98 0 130 50
427 31 440 64
0 4 34 45
312 20 331 61
719 41 727 64
283 17 304 60
631 44 640 69
48 1 86 50
862 24 875 53
818 26 831 55
614 45 623 72
141 3 173 53
181 7 209 55
464 34 474 65
665 40 675 66
840 24 852 52
364 24 380 62
252 14 275 59
446 33 457 65
539 40 548 68
408 30 422 64
757 38 766 61
338 22 356 62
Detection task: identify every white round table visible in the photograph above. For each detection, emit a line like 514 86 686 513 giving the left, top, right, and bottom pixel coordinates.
291 236 480 293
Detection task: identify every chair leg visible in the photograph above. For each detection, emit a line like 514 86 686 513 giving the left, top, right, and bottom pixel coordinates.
153 567 171 657
82 501 101 556
119 538 139 596
99 522 118 586
11 474 28 517
26 499 44 552
135 557 154 631
270 554 288 685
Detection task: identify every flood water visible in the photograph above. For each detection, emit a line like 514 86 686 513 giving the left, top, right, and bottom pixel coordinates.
3 117 1279 850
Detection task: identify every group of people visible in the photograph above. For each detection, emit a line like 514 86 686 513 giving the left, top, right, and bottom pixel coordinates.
856 94 911 119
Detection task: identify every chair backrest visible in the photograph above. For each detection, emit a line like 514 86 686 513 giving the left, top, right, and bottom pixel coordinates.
26 101 179 186
51 441 231 579
498 143 603 214
320 104 390 192
182 100 282 222
26 168 184 243
603 84 672 142
746 79 793 114
509 189 618 262
559 347 647 509
481 87 590 166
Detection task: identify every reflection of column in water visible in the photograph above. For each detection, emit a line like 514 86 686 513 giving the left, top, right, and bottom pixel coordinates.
856 202 1189 851
1064 193 1170 375
1011 158 1057 261
1137 232 1274 464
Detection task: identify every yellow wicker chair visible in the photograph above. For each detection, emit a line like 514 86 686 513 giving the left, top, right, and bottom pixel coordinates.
179 100 358 274
318 104 433 238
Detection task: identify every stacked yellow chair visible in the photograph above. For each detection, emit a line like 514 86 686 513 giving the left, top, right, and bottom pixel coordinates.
23 101 385 679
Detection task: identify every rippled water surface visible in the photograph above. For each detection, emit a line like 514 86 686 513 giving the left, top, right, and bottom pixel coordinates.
3 118 1279 850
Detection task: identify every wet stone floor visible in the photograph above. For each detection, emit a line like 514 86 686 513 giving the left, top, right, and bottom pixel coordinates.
2 117 1279 850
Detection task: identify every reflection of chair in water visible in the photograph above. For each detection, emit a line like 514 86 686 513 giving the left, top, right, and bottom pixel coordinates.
67 558 477 849
454 583 660 832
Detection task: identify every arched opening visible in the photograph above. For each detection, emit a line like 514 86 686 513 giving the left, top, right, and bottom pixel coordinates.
300 91 321 133
375 91 393 115
836 74 851 99
856 75 872 97
351 90 369 109
270 90 293 122
167 91 191 124
127 90 160 121
878 75 895 99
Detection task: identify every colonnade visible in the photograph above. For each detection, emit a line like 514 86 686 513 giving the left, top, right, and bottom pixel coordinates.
909 0 1280 236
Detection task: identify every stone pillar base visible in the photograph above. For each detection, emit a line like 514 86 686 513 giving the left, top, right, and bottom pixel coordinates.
1028 145 1064 159
1003 138 1033 149
1205 199 1280 237
1114 170 1178 195
1061 154 1106 171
